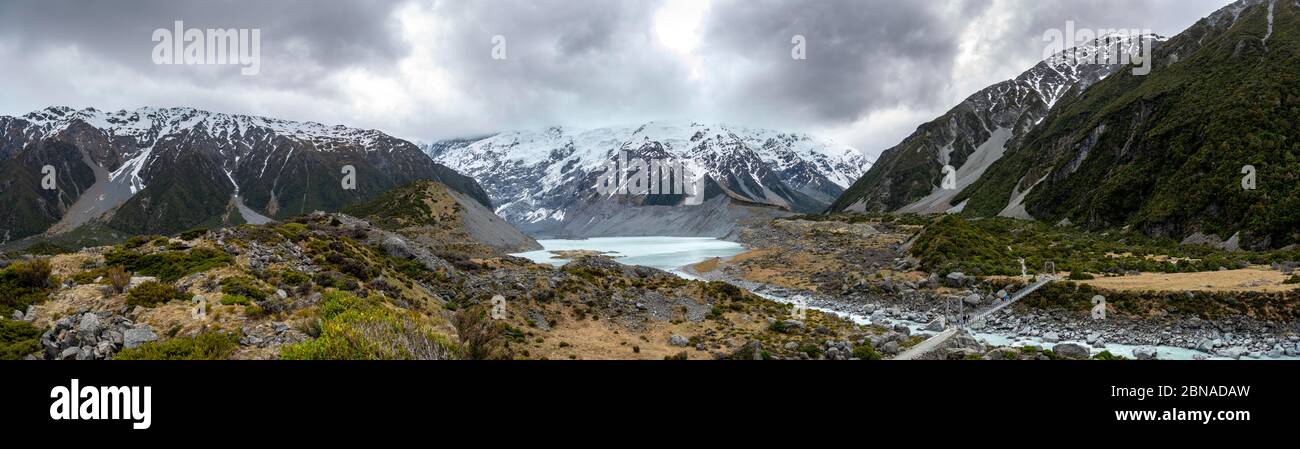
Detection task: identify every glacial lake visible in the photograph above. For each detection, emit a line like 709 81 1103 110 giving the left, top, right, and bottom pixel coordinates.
512 236 746 277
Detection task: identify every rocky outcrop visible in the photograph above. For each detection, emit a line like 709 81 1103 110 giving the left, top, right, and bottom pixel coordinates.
37 312 156 360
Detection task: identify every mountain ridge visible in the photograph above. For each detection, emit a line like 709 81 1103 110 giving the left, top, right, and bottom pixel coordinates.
426 121 870 238
0 106 492 242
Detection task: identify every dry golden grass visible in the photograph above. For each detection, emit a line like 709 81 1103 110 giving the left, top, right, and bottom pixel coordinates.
525 319 710 360
1080 268 1295 293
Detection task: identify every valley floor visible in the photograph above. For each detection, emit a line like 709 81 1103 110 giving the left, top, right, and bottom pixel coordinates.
691 215 1300 360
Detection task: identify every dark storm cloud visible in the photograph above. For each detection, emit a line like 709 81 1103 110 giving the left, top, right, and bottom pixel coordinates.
698 0 991 125
418 0 695 131
0 0 408 90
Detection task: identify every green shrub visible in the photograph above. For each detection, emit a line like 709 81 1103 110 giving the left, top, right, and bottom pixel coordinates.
219 294 253 306
1092 351 1128 360
274 223 310 241
1285 275 1300 285
104 246 232 282
0 263 55 316
113 332 238 360
23 241 70 256
9 258 52 289
265 269 311 287
852 343 882 360
125 281 191 308
280 291 457 360
1068 272 1096 281
177 227 209 240
220 276 268 301
0 319 42 360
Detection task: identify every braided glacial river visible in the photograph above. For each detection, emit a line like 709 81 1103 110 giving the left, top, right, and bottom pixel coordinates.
515 237 1296 361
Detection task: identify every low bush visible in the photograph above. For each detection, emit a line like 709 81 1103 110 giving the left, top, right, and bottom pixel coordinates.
219 294 252 306
9 258 52 289
23 241 70 256
452 305 509 360
852 343 882 360
104 246 232 282
220 276 268 301
177 227 209 240
125 281 191 308
106 266 132 295
0 262 56 316
280 291 457 360
0 319 42 360
113 332 238 360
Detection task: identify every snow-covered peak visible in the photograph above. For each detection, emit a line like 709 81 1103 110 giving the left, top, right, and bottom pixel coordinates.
16 106 403 152
433 121 867 188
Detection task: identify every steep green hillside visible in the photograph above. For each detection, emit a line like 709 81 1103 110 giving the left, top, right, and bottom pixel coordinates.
960 1 1299 249
108 147 240 235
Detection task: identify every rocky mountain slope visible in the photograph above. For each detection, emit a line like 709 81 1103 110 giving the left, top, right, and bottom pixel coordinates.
0 107 490 242
830 34 1160 215
425 122 869 238
341 179 541 254
954 0 1299 249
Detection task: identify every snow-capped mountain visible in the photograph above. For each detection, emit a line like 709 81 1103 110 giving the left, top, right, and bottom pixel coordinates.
0 106 489 242
831 33 1163 215
425 122 869 238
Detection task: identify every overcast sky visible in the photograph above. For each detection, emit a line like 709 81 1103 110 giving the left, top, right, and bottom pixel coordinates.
0 0 1234 159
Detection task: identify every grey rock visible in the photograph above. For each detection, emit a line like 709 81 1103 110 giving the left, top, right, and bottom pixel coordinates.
945 272 967 288
382 236 412 259
122 326 158 349
728 341 764 360
78 313 103 335
1042 332 1060 343
924 318 945 332
963 293 982 306
1052 343 1090 359
892 324 911 336
668 335 689 347
59 347 82 360
1133 346 1158 360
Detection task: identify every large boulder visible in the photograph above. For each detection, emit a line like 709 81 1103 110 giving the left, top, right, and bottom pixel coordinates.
963 293 982 306
924 317 945 332
945 272 967 288
1133 346 1159 360
1052 343 1090 359
382 236 412 259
